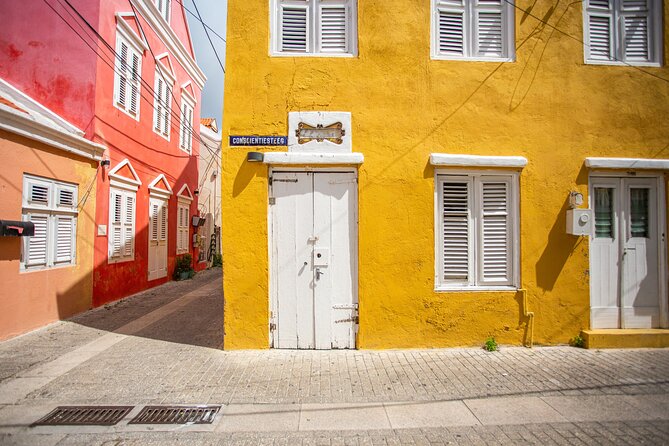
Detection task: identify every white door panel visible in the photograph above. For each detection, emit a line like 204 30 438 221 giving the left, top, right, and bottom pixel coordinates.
271 170 358 349
590 177 662 329
148 197 168 281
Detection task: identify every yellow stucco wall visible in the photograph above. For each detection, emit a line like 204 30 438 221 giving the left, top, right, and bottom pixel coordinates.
0 130 97 341
221 1 669 349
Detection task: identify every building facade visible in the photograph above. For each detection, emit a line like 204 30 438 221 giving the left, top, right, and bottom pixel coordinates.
198 119 222 265
0 0 205 318
0 79 104 340
221 0 669 349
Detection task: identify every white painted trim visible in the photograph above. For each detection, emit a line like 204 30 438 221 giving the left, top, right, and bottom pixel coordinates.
148 173 173 198
108 159 142 190
180 81 197 104
176 183 194 202
263 152 364 165
0 79 105 161
129 0 207 89
154 52 177 83
585 157 669 170
115 13 148 52
430 153 527 168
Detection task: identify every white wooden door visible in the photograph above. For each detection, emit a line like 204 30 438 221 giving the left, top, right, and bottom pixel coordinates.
148 197 168 280
590 177 661 328
271 171 358 349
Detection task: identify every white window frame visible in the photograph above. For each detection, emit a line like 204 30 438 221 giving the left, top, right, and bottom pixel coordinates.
177 201 190 254
113 28 143 120
21 175 78 271
108 186 137 264
179 96 195 154
434 170 520 291
430 0 516 62
152 68 173 140
583 0 663 67
156 0 171 24
270 0 358 57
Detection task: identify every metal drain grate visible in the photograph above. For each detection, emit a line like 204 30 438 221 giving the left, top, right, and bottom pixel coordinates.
33 406 133 426
129 405 220 425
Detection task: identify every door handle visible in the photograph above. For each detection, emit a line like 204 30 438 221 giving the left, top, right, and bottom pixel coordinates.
315 267 325 280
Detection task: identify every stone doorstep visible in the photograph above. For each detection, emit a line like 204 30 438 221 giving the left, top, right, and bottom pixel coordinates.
581 329 669 349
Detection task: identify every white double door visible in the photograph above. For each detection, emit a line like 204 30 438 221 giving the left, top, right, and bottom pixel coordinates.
590 176 665 329
148 197 168 281
270 170 358 349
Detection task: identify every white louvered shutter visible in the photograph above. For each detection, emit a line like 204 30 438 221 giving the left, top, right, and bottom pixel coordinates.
123 194 135 256
441 179 471 284
280 2 309 52
25 214 49 267
585 0 613 61
474 0 504 58
117 41 128 107
319 1 348 53
159 203 167 241
436 1 466 56
155 77 163 132
57 187 75 207
27 180 50 207
163 84 171 136
110 191 123 258
479 179 511 285
180 103 187 149
54 215 75 264
129 52 139 116
621 0 651 62
186 107 193 152
151 203 159 241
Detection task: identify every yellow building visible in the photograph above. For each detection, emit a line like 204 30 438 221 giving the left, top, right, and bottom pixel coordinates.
221 0 669 349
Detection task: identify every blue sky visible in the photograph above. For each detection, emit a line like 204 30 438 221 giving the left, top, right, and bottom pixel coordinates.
183 0 227 128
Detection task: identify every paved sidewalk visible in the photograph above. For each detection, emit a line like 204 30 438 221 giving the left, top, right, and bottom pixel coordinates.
1 267 668 445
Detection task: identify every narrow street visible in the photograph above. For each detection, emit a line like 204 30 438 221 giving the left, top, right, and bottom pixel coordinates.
0 268 668 445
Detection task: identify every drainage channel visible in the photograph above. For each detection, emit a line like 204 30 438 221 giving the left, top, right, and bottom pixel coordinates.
32 405 221 426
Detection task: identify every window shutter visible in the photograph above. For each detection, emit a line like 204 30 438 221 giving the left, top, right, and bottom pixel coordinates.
155 77 163 131
124 195 135 256
54 215 75 264
180 103 187 149
588 14 613 60
110 191 123 258
479 180 511 284
58 187 75 207
437 3 465 56
621 0 651 62
441 181 471 282
474 1 504 57
186 107 193 152
280 4 309 52
163 85 171 136
151 203 159 241
129 53 139 116
118 41 128 107
160 204 167 241
29 181 50 205
26 214 49 267
319 3 348 53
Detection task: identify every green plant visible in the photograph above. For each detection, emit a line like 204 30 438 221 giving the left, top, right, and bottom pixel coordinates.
173 253 195 280
212 253 222 267
569 335 585 348
483 337 498 352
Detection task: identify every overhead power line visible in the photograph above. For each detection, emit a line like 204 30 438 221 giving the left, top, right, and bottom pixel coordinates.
191 0 226 73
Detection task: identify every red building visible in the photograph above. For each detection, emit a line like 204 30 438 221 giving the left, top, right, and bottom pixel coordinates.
1 0 206 306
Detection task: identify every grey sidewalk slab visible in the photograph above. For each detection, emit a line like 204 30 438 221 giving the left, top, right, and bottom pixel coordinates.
216 404 300 432
299 403 390 431
621 394 669 420
384 400 480 428
541 395 652 422
464 396 568 425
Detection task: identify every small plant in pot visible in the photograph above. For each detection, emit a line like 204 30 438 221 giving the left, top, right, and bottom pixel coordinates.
174 253 195 280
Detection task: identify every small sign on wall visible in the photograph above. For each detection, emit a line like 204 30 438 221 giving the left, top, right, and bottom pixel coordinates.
288 112 352 153
229 136 287 146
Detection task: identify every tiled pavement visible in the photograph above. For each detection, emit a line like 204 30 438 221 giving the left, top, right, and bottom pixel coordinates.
1 267 668 444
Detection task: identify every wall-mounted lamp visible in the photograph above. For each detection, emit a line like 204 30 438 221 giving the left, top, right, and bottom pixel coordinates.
192 215 206 227
100 159 111 168
247 151 264 162
194 189 199 196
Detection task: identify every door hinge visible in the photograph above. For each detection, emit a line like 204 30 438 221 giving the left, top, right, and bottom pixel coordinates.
269 197 276 205
269 322 276 332
334 315 359 324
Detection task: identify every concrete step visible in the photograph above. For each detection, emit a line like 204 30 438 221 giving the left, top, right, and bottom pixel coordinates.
582 329 669 349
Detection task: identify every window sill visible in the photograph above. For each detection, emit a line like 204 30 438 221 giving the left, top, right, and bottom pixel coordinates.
108 256 134 265
153 128 170 141
584 59 662 68
431 54 515 63
270 52 358 58
435 286 519 293
20 263 76 273
114 103 140 122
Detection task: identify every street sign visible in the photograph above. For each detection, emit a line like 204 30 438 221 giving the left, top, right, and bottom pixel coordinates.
229 136 287 146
